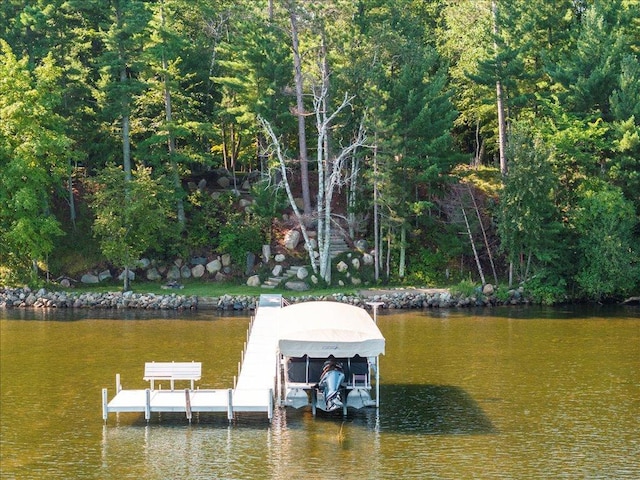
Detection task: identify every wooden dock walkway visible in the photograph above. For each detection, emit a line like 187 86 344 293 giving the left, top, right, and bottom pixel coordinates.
102 295 283 423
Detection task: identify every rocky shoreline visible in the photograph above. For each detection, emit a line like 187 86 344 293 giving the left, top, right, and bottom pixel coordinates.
0 286 529 311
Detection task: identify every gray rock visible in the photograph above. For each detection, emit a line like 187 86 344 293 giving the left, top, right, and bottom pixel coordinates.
191 256 207 265
81 273 100 284
482 284 495 295
285 280 309 291
206 259 222 273
167 265 181 280
296 266 309 280
284 230 301 250
192 264 205 278
118 269 135 281
146 268 162 281
246 275 261 287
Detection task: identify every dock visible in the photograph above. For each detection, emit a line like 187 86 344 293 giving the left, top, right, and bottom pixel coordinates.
102 294 284 422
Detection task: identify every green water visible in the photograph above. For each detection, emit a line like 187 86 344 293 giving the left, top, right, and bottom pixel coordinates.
1 305 638 479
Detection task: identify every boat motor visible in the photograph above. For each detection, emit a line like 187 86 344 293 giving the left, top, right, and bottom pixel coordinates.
317 359 345 411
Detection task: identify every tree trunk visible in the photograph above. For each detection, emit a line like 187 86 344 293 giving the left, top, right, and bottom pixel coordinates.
160 0 185 226
398 223 406 279
289 5 312 214
258 116 318 274
373 142 380 282
123 266 131 292
492 0 508 175
468 184 498 284
461 205 486 285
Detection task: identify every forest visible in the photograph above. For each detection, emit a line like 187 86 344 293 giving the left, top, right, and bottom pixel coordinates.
1 0 638 303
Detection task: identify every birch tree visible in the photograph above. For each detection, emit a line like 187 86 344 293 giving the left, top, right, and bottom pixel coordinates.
258 88 366 283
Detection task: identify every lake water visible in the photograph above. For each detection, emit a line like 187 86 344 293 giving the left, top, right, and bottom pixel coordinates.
1 305 638 479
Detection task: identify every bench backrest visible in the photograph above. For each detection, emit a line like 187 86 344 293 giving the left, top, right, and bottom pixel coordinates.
144 361 201 390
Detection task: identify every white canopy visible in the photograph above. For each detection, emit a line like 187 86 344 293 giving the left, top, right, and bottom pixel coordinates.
277 301 385 358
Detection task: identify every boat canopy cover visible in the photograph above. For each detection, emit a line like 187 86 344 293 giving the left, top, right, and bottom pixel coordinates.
277 301 385 358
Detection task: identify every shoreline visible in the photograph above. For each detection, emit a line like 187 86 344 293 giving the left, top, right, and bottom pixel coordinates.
1 286 529 311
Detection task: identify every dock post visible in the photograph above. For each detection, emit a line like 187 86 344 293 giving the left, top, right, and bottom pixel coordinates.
268 389 273 421
102 388 109 421
145 388 151 422
115 373 121 393
185 388 192 423
227 388 234 422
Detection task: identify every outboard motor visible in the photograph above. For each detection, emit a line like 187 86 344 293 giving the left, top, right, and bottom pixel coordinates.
317 359 345 411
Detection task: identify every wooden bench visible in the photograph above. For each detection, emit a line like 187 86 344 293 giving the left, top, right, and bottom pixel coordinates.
143 361 202 391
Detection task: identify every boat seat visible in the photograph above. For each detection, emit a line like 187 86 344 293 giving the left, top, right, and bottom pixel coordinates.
143 361 201 390
351 373 369 388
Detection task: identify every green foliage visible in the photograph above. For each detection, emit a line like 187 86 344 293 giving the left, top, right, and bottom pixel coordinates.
89 164 174 288
405 247 450 286
217 222 264 267
450 279 479 298
524 270 569 306
572 179 639 300
185 190 266 264
498 122 565 281
0 40 69 283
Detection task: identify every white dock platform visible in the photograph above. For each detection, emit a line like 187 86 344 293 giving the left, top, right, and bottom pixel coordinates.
102 295 283 423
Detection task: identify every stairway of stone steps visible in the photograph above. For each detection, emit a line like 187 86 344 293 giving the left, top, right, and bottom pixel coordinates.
261 265 305 289
260 231 350 289
329 230 349 258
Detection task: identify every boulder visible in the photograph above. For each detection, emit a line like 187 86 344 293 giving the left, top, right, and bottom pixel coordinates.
98 270 112 282
482 284 495 296
217 176 230 188
275 253 286 262
355 239 368 252
206 259 222 273
284 230 301 250
296 266 309 280
118 269 135 281
81 273 100 284
285 280 309 291
167 265 181 280
190 256 207 265
272 264 283 277
221 253 232 267
362 253 374 265
191 264 205 278
351 258 361 270
146 268 162 281
336 261 348 273
246 275 261 287
180 265 192 278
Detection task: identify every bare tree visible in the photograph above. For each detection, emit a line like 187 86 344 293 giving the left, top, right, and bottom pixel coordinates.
258 87 366 283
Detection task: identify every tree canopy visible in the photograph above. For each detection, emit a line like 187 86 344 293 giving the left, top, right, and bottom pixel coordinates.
0 0 638 301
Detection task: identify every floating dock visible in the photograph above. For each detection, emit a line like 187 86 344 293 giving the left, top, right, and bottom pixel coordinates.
102 295 283 422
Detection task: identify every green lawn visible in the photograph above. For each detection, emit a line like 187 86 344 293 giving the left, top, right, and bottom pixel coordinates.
63 279 361 298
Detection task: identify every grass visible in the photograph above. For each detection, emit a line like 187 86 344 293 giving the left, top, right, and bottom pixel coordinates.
58 279 361 298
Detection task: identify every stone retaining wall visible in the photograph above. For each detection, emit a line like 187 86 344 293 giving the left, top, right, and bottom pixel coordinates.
1 287 528 311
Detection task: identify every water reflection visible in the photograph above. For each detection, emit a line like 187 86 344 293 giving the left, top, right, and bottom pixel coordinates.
380 384 496 435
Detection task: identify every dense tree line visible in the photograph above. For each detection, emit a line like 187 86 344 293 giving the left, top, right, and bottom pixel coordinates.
1 0 638 302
